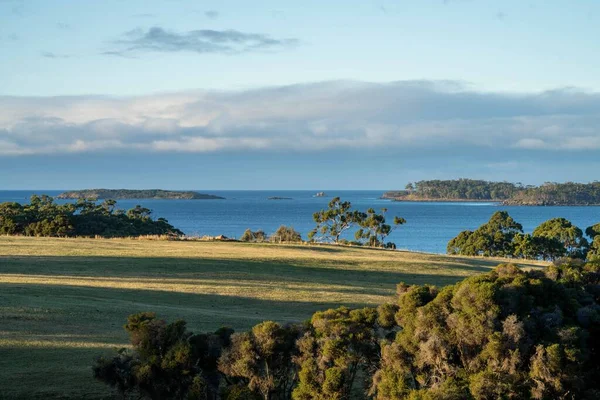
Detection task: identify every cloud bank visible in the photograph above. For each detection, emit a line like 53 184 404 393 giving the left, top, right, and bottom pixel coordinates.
1 81 599 156
105 26 298 56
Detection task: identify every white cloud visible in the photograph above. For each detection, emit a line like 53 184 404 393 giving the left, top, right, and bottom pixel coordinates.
1 81 600 156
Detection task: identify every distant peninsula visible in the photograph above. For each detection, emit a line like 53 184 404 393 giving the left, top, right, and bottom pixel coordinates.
56 189 225 200
383 179 600 206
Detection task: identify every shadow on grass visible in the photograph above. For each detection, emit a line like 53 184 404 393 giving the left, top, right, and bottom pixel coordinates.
0 255 496 292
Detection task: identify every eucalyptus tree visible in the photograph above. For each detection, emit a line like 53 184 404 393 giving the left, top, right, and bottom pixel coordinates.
308 197 362 243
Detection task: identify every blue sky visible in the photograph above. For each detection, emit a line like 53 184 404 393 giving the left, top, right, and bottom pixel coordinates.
1 0 599 189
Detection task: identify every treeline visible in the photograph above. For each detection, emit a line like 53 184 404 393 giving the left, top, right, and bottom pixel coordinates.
503 181 600 206
388 179 522 201
0 195 182 237
448 211 600 261
384 179 600 205
94 259 600 399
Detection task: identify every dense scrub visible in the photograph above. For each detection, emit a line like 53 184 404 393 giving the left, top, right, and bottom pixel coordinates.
0 195 183 237
448 211 599 261
94 259 600 399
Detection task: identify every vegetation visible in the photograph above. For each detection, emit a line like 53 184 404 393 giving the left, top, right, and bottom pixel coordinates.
0 237 542 399
448 211 599 261
240 229 268 243
384 179 600 206
57 189 225 200
93 259 600 399
309 197 405 248
383 179 522 201
269 226 303 243
0 195 183 237
503 181 600 206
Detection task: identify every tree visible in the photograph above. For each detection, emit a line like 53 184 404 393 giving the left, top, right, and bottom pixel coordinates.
93 312 233 399
308 197 360 243
370 262 600 399
269 226 302 243
219 321 302 399
293 307 385 399
533 218 589 259
447 211 522 257
241 229 268 243
354 208 406 248
0 195 183 238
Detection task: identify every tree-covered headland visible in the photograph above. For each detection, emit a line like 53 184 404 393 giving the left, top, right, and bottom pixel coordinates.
0 195 182 237
384 179 600 205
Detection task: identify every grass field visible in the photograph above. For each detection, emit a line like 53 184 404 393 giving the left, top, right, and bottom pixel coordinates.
0 237 546 399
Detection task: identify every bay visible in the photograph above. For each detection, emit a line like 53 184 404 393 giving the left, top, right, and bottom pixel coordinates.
1 190 598 254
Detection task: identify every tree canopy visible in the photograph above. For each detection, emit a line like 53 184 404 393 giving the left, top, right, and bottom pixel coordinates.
0 195 183 237
448 212 599 262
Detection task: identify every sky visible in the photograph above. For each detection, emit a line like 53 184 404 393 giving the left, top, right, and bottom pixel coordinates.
1 0 599 189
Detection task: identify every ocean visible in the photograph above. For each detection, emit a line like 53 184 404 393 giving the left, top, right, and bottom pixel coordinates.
1 190 599 254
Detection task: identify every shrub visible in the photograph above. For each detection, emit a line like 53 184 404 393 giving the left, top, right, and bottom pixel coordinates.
240 229 267 243
269 225 302 243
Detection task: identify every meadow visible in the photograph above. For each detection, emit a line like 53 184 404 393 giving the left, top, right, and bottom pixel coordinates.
0 237 545 399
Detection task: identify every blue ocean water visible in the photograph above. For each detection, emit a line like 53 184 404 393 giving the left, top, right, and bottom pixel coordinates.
1 190 599 254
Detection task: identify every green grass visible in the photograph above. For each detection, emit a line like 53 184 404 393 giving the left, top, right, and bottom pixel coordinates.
0 236 545 399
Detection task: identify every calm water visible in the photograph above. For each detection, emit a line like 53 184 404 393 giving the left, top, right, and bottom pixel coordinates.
1 190 599 254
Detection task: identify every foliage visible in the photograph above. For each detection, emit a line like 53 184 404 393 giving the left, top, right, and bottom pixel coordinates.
449 213 598 262
95 261 600 399
447 211 523 257
386 179 522 201
370 261 600 399
269 226 302 243
0 195 183 237
93 312 234 399
241 229 268 243
532 217 589 259
309 197 406 249
503 181 600 206
293 306 395 399
355 208 406 248
308 197 362 243
219 321 302 399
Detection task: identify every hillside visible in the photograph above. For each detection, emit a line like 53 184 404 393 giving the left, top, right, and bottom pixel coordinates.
383 179 521 201
0 237 544 399
56 189 225 200
501 181 600 206
384 179 600 205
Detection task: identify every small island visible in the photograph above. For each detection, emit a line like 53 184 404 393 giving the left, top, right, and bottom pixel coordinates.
383 179 600 206
267 196 293 200
314 192 326 197
57 189 225 200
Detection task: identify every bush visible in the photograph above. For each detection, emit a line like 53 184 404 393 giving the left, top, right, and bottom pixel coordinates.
240 229 267 243
269 225 302 243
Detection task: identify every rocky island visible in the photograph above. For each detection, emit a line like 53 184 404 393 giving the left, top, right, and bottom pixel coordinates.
57 189 225 200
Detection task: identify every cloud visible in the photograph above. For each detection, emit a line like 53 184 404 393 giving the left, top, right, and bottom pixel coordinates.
105 26 298 56
41 51 71 59
1 81 600 156
56 22 71 30
205 10 219 19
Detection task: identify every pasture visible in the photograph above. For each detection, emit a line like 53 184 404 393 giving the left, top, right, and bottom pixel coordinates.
0 237 545 399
